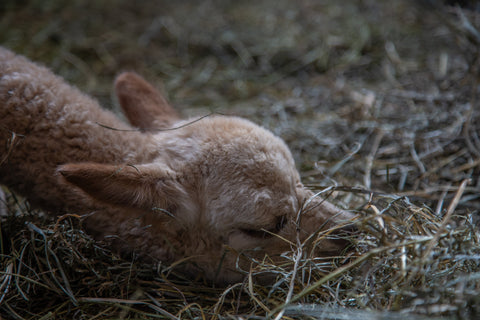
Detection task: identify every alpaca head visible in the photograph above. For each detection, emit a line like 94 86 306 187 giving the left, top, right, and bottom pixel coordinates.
58 72 355 284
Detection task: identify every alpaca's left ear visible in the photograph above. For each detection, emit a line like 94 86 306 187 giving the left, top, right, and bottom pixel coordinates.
58 162 182 211
114 72 180 130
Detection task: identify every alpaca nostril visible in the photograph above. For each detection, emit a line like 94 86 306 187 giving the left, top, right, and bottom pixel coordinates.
335 223 358 237
332 223 358 244
318 223 357 254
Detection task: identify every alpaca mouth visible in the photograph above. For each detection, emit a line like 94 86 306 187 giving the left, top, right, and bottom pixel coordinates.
308 223 357 256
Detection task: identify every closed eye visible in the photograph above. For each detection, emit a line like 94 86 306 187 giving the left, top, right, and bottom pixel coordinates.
240 215 287 239
240 228 273 239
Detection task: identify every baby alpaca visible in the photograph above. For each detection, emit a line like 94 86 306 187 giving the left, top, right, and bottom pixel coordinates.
0 47 354 284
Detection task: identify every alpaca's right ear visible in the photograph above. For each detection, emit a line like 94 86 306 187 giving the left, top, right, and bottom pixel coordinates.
114 72 180 130
58 162 183 211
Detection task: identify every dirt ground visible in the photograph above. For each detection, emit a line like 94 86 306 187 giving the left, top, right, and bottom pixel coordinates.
1 0 480 319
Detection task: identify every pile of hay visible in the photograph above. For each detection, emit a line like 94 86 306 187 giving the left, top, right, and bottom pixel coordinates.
1 183 479 319
1 0 480 319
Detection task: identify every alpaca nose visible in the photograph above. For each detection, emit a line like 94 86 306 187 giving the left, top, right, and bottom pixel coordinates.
335 223 358 236
331 223 357 250
312 222 357 256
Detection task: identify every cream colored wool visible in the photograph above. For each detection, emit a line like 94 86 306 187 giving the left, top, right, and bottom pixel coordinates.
0 47 354 283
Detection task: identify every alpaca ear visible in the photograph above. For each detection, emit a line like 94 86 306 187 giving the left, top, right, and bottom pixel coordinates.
58 163 181 211
114 72 180 130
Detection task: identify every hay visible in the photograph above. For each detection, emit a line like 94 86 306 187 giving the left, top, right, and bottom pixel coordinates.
1 182 479 319
1 0 480 319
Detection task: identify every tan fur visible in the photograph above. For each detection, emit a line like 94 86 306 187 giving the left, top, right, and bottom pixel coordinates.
115 72 180 130
0 47 355 284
